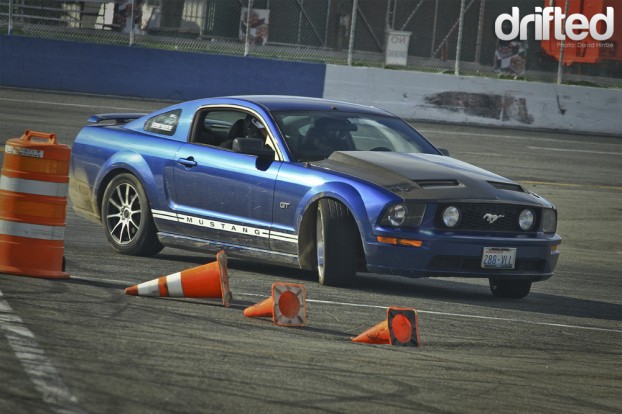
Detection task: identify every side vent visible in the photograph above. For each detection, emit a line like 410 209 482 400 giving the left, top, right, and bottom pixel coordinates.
488 181 527 192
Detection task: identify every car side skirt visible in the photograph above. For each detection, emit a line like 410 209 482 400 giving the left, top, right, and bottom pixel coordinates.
157 232 301 268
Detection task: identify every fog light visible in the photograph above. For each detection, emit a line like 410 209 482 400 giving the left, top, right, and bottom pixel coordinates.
442 206 460 228
519 209 535 231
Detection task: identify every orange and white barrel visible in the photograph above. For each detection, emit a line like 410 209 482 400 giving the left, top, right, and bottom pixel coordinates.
0 130 71 278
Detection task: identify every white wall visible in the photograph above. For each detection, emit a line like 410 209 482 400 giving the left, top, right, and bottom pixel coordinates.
323 65 621 137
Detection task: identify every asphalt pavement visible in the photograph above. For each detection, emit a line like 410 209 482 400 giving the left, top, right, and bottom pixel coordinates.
1 88 621 414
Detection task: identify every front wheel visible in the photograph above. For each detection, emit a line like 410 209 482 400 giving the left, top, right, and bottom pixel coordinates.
101 173 163 256
316 199 358 286
489 278 532 299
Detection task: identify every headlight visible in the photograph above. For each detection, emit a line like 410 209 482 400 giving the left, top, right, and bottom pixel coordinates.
387 204 407 226
542 208 557 233
518 209 535 231
380 203 426 228
442 206 461 228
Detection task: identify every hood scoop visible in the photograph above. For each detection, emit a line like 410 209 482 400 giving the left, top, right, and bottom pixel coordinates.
310 151 534 202
415 179 463 189
488 181 527 193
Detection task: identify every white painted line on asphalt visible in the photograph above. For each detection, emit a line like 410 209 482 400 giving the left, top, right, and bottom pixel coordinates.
419 129 564 143
73 275 622 335
0 96 150 112
521 181 622 191
527 146 622 156
458 151 502 157
300 297 622 334
0 288 85 414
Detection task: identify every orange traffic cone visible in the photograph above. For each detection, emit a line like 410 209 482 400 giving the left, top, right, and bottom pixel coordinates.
243 282 306 326
352 307 421 347
124 250 232 307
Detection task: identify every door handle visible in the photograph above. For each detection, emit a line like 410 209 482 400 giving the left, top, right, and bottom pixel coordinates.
177 156 197 167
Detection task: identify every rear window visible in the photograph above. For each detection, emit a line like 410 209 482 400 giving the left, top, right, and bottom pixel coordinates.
144 109 181 136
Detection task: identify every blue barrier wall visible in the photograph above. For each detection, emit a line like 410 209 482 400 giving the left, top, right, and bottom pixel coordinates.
0 36 326 100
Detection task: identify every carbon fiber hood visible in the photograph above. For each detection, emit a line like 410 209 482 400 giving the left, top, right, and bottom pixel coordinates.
311 151 547 205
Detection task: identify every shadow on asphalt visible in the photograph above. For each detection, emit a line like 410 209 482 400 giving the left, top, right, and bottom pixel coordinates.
141 251 622 323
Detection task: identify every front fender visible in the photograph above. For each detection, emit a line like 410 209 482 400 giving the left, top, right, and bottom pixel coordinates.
296 182 376 244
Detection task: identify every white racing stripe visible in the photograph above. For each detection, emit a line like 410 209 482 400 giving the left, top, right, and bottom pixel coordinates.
72 275 622 335
152 209 296 244
0 288 84 414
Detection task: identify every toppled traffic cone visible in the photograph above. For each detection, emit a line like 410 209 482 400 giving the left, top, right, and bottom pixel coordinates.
352 307 421 347
243 282 306 326
124 250 232 307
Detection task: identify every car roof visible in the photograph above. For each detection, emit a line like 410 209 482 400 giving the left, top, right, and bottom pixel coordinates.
186 95 395 116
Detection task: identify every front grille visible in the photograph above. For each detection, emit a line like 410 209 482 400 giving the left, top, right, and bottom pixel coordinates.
429 256 545 273
435 203 540 233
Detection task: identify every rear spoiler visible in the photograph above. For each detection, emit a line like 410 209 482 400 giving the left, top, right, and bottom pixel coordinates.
87 113 148 125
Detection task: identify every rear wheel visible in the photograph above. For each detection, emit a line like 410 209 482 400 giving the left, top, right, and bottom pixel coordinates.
489 278 532 299
316 199 358 286
101 173 163 256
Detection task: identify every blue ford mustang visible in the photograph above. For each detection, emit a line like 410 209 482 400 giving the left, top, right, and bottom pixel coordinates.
69 95 561 298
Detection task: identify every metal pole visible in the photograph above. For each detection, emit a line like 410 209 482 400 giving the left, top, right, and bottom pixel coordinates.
8 0 13 35
474 0 486 64
347 0 359 66
454 0 465 75
430 0 438 57
324 0 332 48
244 0 253 57
199 0 208 38
297 0 303 45
129 0 135 46
557 0 569 84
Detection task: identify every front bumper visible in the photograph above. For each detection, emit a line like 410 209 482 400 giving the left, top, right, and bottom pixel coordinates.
365 231 561 282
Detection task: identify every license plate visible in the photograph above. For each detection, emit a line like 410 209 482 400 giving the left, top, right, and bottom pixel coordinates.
481 247 516 269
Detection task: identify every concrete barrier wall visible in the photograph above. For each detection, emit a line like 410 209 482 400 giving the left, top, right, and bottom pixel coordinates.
323 65 621 137
1 36 618 136
0 36 326 100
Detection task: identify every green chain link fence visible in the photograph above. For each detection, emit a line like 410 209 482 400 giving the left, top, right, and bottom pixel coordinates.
1 0 620 88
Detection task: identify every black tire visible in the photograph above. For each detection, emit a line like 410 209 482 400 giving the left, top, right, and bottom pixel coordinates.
101 173 163 256
315 198 358 286
489 278 532 299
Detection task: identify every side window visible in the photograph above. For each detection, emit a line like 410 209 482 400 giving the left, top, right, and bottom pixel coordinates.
192 110 246 147
144 109 181 136
190 108 279 160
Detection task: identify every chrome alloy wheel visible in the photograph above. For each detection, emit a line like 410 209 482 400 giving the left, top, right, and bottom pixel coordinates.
106 182 142 245
316 209 326 281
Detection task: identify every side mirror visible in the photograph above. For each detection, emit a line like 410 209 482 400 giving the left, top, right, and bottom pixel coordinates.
232 137 275 159
438 148 450 156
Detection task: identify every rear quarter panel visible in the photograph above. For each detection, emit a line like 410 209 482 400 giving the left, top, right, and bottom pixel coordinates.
69 125 184 222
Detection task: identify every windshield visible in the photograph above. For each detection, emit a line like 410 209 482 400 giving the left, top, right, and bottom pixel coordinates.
272 111 440 162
